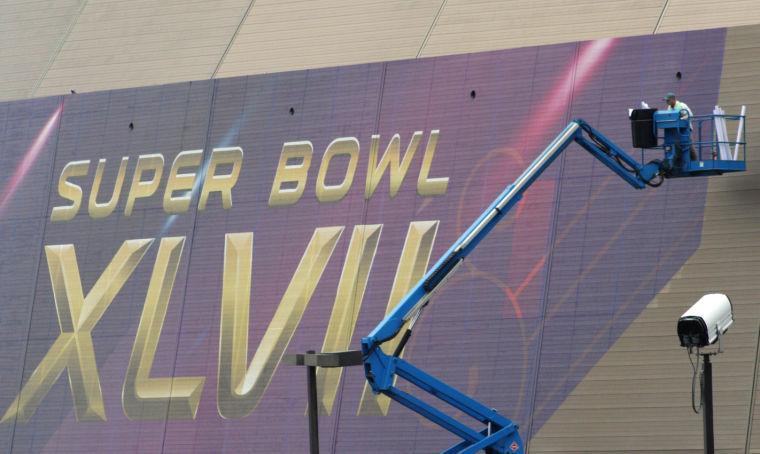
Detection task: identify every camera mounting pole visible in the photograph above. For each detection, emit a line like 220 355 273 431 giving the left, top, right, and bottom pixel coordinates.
696 330 725 454
701 352 715 454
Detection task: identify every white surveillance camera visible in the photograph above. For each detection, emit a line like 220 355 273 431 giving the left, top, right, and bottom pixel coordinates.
677 293 733 348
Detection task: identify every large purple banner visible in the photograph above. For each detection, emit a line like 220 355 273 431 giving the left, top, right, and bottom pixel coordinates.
0 28 725 452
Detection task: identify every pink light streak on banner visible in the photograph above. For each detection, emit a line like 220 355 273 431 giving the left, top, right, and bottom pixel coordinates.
523 38 617 148
0 104 63 217
498 38 617 317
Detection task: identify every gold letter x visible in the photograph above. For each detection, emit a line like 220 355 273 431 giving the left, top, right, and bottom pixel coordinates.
2 239 152 423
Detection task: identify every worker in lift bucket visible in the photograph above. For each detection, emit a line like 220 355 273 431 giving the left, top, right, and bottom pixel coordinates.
663 92 698 161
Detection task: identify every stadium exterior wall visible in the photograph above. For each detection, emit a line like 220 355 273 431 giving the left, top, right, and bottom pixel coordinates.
0 26 758 453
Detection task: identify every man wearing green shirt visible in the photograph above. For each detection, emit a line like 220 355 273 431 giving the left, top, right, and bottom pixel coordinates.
663 92 697 161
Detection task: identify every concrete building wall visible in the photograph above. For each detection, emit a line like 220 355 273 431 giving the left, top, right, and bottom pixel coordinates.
2 1 760 102
0 2 759 453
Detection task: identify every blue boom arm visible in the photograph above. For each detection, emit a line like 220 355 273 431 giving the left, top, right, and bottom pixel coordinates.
360 119 664 454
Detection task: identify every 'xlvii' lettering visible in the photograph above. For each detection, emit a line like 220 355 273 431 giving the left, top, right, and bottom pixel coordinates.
2 221 438 423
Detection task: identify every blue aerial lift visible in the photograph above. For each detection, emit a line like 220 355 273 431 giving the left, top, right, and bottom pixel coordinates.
287 108 746 454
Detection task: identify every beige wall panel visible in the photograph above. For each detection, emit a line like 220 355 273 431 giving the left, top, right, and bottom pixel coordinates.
419 0 666 57
531 23 760 453
33 0 253 97
657 0 760 34
0 0 84 100
3 0 760 101
215 0 444 78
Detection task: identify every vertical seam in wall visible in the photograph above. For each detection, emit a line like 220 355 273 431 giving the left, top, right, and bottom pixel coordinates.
326 62 387 454
653 0 671 34
30 0 89 98
7 95 66 452
746 322 760 454
211 0 258 79
416 0 448 58
523 42 581 451
158 79 217 454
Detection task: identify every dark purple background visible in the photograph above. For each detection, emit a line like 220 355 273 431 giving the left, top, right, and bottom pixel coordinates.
0 28 725 453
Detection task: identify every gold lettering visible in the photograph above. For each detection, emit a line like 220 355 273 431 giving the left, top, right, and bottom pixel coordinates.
1 239 152 423
268 141 313 207
88 157 129 219
198 147 243 211
122 237 205 420
51 160 90 222
125 154 164 216
315 225 382 414
357 220 439 415
416 130 448 196
315 138 359 203
365 132 422 200
164 150 202 214
217 227 343 418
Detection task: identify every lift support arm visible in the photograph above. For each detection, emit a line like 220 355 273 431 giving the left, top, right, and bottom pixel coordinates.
360 119 664 454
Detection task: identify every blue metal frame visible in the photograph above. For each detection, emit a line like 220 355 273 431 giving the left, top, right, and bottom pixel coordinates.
654 110 746 176
360 116 747 454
